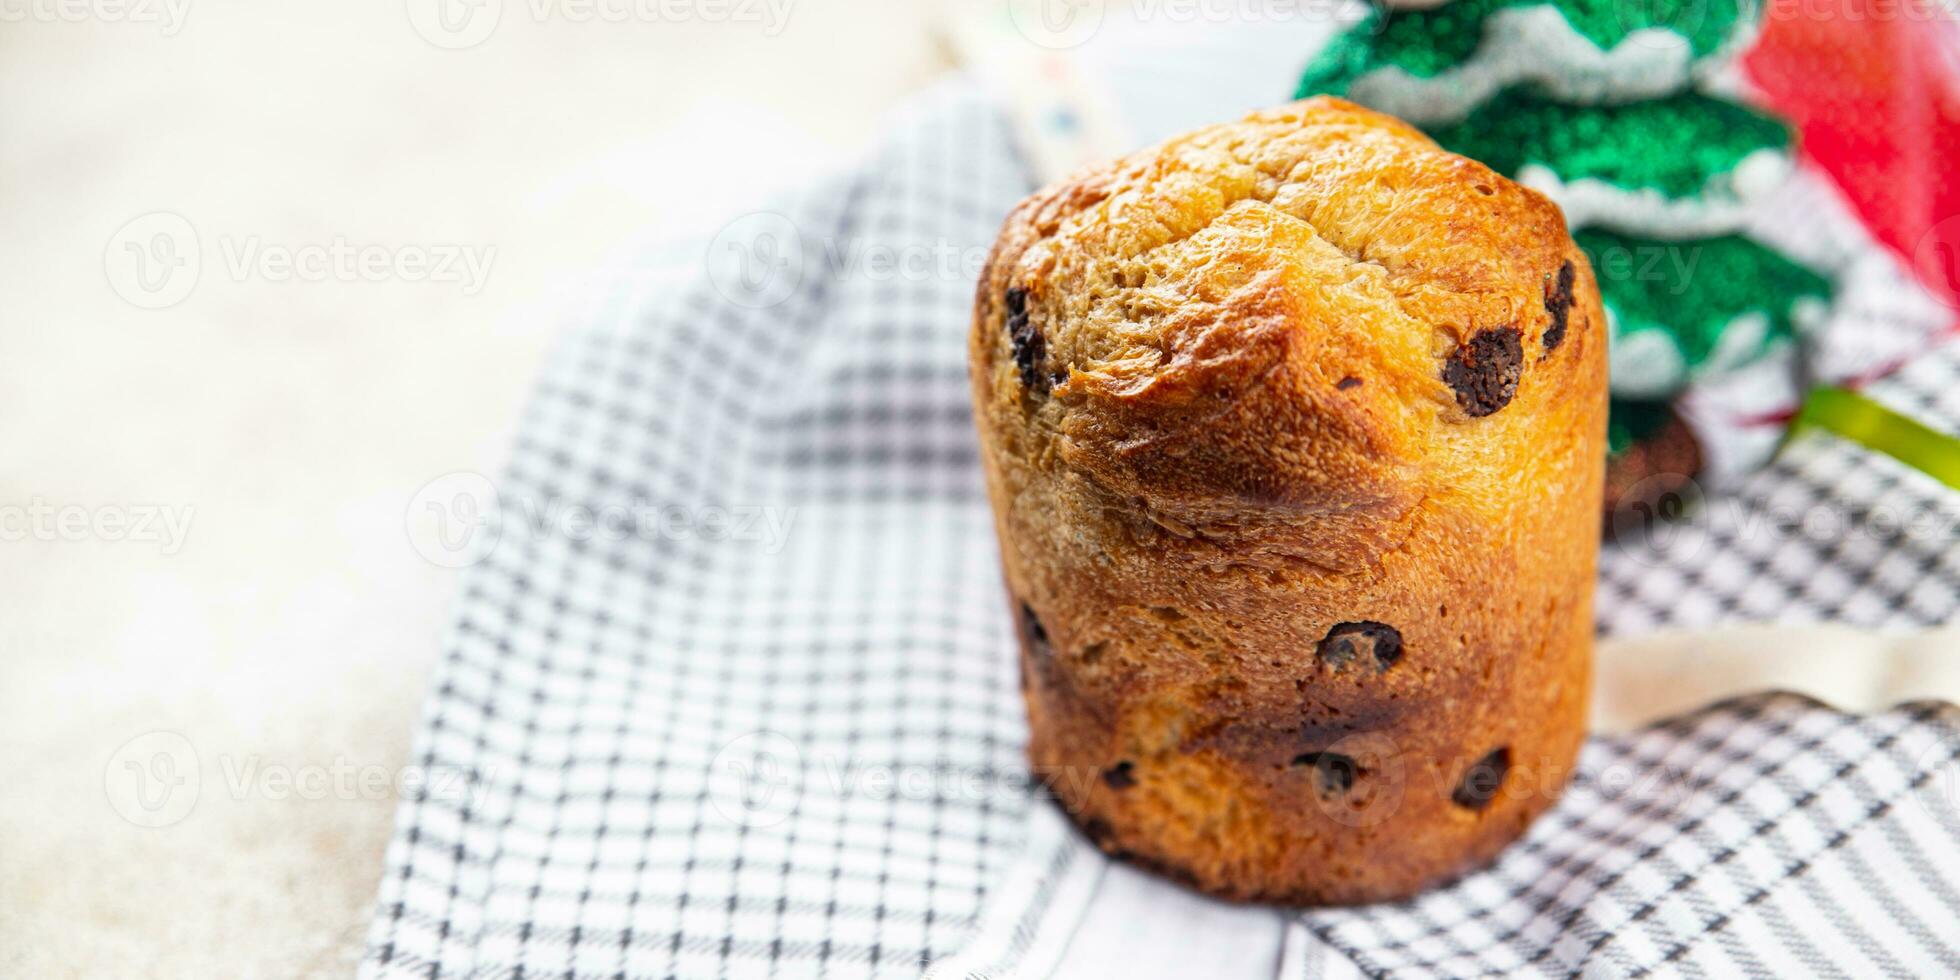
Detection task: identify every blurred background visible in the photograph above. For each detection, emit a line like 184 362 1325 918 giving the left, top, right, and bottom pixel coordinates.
1 4 948 974
4 0 1956 975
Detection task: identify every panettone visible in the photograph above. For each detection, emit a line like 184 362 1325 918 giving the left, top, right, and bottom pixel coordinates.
969 97 1608 903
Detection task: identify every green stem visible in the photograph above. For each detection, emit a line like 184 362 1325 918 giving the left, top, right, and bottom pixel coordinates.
1789 387 1960 491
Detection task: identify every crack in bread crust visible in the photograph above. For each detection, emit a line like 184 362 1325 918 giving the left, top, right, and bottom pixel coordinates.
972 98 1608 905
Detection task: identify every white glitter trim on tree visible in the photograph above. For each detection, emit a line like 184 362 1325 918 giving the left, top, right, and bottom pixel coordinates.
1340 2 1765 127
1348 9 1693 125
1609 317 1692 398
1515 147 1789 235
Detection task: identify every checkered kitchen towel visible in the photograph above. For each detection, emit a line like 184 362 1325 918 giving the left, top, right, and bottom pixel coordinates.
361 80 1960 979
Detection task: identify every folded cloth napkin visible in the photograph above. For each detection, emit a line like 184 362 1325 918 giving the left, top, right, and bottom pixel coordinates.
360 80 1960 979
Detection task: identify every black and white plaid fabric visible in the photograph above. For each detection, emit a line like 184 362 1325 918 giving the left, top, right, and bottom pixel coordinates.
1279 693 1960 978
361 80 1960 979
1599 344 1960 635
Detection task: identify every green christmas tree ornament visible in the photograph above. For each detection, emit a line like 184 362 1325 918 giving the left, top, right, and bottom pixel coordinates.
1573 228 1831 399
1426 94 1788 202
1297 0 1841 512
1302 0 1758 114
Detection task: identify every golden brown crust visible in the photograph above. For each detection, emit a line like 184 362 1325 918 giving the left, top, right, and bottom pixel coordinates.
971 97 1608 904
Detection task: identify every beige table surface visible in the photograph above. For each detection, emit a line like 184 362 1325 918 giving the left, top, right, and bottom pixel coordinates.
0 4 947 976
5 6 1956 978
